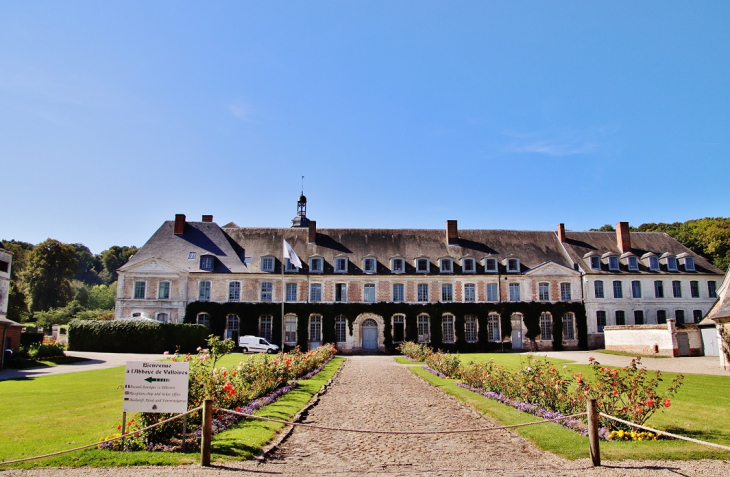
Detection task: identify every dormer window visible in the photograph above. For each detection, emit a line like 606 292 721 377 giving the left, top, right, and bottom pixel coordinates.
200 255 214 271
439 258 453 273
416 258 430 273
666 256 678 272
590 256 601 270
462 258 475 273
684 256 695 272
649 256 659 271
309 257 323 273
285 258 299 273
261 256 275 272
484 258 498 273
506 258 520 273
334 257 348 273
627 256 639 271
363 257 377 274
391 258 405 273
608 256 619 271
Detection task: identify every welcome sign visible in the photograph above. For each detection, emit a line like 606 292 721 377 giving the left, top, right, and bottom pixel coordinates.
123 361 190 413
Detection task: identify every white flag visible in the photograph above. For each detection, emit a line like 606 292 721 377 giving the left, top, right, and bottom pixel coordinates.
283 239 302 269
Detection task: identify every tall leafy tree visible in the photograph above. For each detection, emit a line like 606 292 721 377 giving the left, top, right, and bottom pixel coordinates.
1 240 33 321
24 239 78 313
99 245 138 284
71 243 102 285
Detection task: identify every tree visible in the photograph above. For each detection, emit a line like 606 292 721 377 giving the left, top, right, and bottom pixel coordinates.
71 243 102 286
99 246 138 285
24 239 78 313
590 224 615 232
1 240 33 321
87 283 116 310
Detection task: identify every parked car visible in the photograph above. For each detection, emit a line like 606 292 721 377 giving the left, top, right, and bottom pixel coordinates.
238 335 280 354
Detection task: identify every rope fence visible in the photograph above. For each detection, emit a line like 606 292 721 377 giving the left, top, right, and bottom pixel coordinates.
0 406 202 467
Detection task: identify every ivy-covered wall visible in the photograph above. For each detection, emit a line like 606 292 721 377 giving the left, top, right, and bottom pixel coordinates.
184 301 587 352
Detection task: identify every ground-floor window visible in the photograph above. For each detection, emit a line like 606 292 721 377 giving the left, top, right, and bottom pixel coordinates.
675 309 685 324
539 312 553 341
442 314 455 343
284 315 297 343
634 310 644 325
156 313 169 323
563 313 575 340
657 310 667 324
596 311 606 332
335 315 347 342
259 315 273 341
417 314 430 343
487 313 500 342
309 315 322 342
392 314 405 342
464 315 477 342
197 313 210 327
226 314 239 340
615 310 625 326
693 310 703 323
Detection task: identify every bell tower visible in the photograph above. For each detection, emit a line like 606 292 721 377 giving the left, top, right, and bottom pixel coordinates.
290 177 310 228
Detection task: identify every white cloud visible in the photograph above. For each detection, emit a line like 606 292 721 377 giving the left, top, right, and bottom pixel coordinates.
506 140 597 156
502 125 619 157
228 100 256 122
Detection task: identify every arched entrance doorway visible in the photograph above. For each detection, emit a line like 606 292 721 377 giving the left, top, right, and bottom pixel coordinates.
361 319 378 351
511 313 523 349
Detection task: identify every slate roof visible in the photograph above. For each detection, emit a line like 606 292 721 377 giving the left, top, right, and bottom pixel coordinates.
560 231 722 274
120 221 249 273
705 268 730 322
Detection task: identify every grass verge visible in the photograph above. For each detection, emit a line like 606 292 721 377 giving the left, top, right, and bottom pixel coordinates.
0 356 344 468
407 356 730 460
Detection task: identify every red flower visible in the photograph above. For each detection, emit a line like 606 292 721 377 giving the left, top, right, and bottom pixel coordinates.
612 389 618 395
646 398 655 406
663 398 671 408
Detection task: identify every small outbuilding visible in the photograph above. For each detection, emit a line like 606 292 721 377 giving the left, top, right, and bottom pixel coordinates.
703 267 730 369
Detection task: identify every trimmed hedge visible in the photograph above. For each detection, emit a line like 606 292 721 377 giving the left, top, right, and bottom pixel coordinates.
67 320 210 353
20 332 45 347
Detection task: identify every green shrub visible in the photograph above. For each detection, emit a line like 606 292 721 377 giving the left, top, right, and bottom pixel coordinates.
397 341 432 361
67 320 210 353
20 332 44 347
425 351 461 378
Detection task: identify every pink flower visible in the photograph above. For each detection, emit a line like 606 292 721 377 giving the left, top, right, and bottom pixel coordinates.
163 351 169 356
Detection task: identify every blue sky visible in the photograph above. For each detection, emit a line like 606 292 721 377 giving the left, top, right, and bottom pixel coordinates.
1 2 728 254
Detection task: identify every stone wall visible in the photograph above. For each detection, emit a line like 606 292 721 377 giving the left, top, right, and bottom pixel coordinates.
604 320 703 357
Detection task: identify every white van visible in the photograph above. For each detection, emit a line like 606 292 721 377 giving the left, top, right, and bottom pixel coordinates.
238 335 280 354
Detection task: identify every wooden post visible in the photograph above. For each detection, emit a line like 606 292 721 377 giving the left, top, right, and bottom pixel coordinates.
121 411 126 451
182 414 187 453
587 398 601 467
201 399 213 466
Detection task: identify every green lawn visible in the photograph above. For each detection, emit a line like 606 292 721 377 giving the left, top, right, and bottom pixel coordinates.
0 355 343 468
407 353 730 460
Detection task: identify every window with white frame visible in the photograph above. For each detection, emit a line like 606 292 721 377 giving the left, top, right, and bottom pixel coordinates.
393 283 404 302
538 283 550 301
507 258 520 273
261 282 272 302
594 280 604 298
655 280 664 298
509 283 520 301
158 281 170 299
590 256 601 270
261 256 275 272
563 313 575 340
608 256 619 271
417 284 429 302
134 281 146 299
634 310 644 324
615 310 625 325
391 258 404 273
488 313 500 341
487 283 498 302
309 315 322 341
335 283 347 302
284 315 297 343
631 280 641 298
334 257 348 273
441 284 453 302
560 283 571 301
188 252 196 260
335 315 347 342
666 256 678 272
259 315 273 341
539 313 553 340
417 314 430 343
363 257 376 273
197 313 210 327
226 315 239 338
672 280 682 298
596 311 606 332
284 258 299 272
684 257 695 272
285 283 297 302
228 281 241 301
364 284 375 302
465 315 477 342
464 283 475 302
439 258 453 273
156 313 169 323
628 256 639 271
199 281 211 301
709 281 717 298
485 258 498 273
649 256 660 271
690 281 699 298
613 280 623 299
416 258 429 273
442 314 455 343
309 257 323 273
310 283 322 302
657 309 667 324
462 258 475 273
200 255 214 271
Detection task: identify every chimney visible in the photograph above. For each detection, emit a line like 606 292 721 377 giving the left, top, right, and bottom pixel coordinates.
446 220 459 246
308 220 317 244
202 215 213 223
557 223 566 243
174 214 186 235
616 221 631 253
